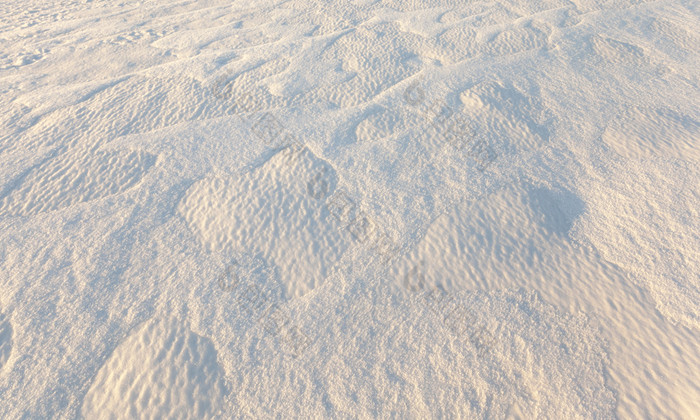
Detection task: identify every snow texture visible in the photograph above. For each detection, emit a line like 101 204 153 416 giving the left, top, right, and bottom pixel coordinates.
0 0 698 418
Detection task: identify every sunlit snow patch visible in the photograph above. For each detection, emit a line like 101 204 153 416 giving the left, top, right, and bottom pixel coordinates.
81 317 227 419
178 146 355 298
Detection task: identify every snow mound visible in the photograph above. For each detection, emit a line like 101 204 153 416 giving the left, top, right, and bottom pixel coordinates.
178 146 355 298
81 317 227 420
389 182 584 292
458 79 549 157
574 157 700 329
603 107 699 161
479 20 550 58
355 107 402 143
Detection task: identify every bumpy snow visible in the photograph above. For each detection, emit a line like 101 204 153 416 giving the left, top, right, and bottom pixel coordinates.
0 0 698 418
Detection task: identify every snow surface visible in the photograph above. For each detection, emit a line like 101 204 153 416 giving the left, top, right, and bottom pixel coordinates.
0 0 698 418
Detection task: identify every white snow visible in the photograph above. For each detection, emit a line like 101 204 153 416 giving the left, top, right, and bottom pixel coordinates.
0 0 698 418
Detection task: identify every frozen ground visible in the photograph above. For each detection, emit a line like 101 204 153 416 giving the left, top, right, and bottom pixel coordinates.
0 0 698 418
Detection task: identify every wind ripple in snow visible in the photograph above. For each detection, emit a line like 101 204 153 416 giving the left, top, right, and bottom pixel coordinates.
0 149 156 217
81 317 227 420
178 147 355 299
